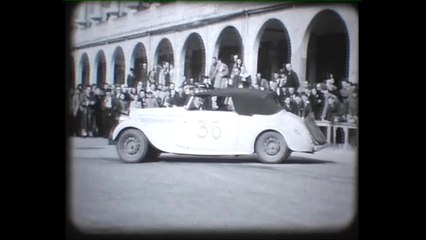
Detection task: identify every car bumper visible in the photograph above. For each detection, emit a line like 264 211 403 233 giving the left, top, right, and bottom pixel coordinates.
314 143 329 152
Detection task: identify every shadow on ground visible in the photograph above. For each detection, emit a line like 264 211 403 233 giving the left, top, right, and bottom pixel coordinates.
156 155 335 165
76 154 335 165
74 146 107 150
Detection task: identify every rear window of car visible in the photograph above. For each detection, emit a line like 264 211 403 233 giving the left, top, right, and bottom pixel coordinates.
193 89 284 116
232 94 283 116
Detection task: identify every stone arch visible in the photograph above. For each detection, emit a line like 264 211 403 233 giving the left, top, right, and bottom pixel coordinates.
181 32 206 82
214 26 244 71
131 42 148 86
303 9 350 85
254 18 291 80
154 38 174 66
112 47 125 86
94 50 106 87
79 53 90 86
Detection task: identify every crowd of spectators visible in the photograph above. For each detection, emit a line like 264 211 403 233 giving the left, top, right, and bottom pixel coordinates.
68 56 358 140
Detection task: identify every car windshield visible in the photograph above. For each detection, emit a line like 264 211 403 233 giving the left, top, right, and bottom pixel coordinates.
186 95 234 112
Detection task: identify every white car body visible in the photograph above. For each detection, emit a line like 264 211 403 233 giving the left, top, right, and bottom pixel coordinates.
113 107 314 155
112 91 318 157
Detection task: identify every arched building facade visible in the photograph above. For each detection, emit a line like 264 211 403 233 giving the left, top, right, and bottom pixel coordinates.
70 2 358 90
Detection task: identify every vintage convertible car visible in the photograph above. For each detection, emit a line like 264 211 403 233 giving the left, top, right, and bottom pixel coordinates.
112 88 327 164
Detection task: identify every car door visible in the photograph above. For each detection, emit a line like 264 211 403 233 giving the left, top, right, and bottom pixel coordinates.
177 107 238 152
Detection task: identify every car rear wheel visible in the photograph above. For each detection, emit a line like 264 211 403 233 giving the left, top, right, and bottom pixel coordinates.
255 131 290 164
116 129 148 163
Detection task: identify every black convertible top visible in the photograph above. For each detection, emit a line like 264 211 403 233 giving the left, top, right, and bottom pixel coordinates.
194 88 283 116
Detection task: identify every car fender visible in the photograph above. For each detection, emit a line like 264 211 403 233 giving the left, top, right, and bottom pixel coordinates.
278 112 315 152
112 119 145 142
112 118 170 152
246 112 314 153
112 108 187 152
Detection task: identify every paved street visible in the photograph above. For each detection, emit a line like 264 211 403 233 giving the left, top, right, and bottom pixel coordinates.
68 137 357 235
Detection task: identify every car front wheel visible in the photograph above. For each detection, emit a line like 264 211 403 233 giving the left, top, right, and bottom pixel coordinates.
116 129 148 163
255 131 290 164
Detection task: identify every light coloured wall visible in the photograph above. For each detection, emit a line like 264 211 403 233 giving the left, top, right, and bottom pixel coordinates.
70 2 358 87
72 2 276 47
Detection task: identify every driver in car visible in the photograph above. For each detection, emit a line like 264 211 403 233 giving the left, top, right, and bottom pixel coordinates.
188 96 205 110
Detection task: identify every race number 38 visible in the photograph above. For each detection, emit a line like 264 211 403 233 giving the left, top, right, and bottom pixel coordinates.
197 121 221 139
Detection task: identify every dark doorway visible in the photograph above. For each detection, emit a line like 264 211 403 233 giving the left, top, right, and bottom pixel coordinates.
183 33 206 82
113 47 125 85
215 26 243 71
131 43 148 85
80 53 90 87
306 10 349 86
95 51 106 87
155 38 174 66
256 19 291 81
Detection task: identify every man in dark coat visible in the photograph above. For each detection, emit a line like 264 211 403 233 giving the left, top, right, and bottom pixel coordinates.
140 63 148 88
126 68 135 88
284 63 300 91
102 88 118 139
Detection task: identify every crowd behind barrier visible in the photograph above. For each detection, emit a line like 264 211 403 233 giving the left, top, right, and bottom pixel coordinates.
68 59 358 146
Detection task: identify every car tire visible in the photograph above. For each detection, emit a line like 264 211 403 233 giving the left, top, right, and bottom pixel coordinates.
255 131 290 164
116 129 149 163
